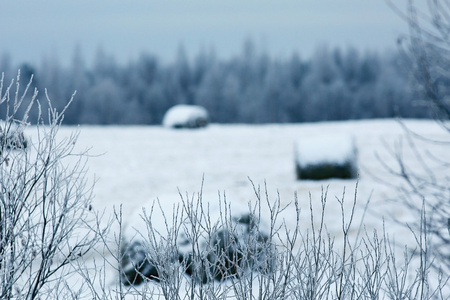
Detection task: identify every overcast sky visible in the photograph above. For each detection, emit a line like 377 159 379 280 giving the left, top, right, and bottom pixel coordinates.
0 1 413 67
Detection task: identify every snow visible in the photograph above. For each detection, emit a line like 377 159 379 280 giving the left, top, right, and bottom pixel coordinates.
162 104 209 128
25 119 449 296
59 119 447 239
295 134 356 167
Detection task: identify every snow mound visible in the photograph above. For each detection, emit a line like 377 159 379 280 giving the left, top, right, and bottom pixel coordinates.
295 134 357 180
162 105 209 129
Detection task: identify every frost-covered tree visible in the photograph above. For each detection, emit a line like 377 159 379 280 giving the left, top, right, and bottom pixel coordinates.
385 0 450 276
0 72 101 299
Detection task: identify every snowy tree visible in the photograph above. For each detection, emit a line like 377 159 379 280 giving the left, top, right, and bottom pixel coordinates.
0 72 102 299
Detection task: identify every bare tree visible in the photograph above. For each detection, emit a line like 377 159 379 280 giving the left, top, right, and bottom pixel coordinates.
0 71 100 299
387 0 450 276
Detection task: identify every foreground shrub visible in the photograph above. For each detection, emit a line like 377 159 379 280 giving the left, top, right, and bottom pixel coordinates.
0 72 101 299
119 181 449 299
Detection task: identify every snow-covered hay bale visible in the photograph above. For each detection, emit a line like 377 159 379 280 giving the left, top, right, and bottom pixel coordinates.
121 240 160 285
295 134 357 180
178 212 272 283
162 104 209 129
0 121 28 151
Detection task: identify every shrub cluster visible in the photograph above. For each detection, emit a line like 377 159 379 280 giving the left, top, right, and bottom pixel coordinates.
114 184 449 299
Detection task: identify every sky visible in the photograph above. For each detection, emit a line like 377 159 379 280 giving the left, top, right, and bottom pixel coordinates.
0 1 414 67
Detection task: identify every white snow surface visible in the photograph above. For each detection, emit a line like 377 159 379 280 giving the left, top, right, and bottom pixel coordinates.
295 134 356 167
24 119 449 297
162 104 208 127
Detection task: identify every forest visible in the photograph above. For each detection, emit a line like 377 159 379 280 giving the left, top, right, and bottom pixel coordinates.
0 40 431 125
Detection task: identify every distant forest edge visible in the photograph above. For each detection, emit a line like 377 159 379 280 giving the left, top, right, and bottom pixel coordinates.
0 41 432 125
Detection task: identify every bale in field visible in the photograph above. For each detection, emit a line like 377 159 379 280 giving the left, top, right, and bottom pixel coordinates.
123 198 271 286
178 212 272 283
120 241 160 285
295 134 357 180
0 122 28 152
162 104 209 129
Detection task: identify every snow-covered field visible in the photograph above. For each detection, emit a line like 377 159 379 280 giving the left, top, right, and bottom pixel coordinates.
50 119 448 294
70 118 445 232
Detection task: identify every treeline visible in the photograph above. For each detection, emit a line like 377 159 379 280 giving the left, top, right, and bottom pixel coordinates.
0 41 431 125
